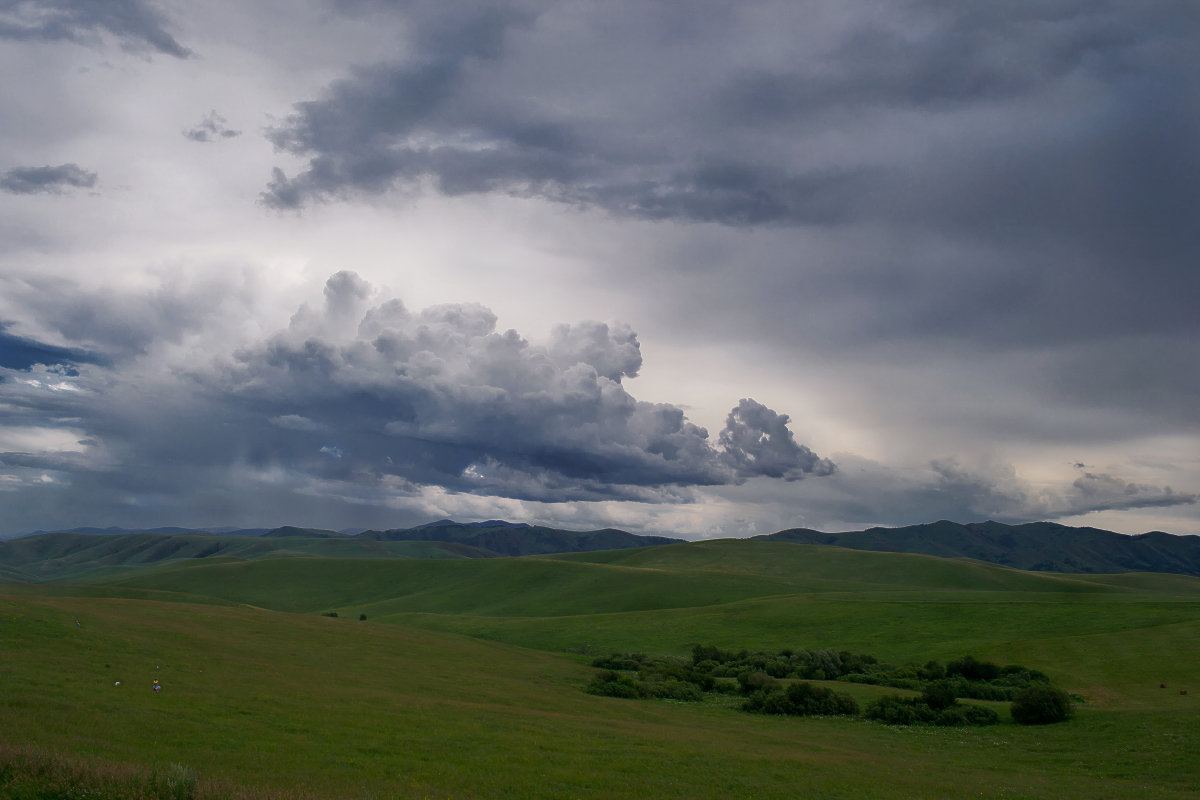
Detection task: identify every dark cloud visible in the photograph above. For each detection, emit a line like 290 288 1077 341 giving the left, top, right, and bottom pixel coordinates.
0 323 109 372
0 163 97 195
0 273 834 533
261 0 1200 243
183 111 241 143
0 0 192 58
719 399 835 480
1 272 242 359
219 272 829 499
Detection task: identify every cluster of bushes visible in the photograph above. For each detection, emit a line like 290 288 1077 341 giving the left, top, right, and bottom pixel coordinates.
586 645 1073 726
741 679 859 717
586 670 705 702
690 645 1048 702
863 681 1000 726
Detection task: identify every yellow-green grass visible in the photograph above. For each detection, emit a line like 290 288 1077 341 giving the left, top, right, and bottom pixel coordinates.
3 591 1199 799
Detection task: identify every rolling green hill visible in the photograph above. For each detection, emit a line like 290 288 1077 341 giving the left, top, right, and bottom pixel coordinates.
0 531 483 583
3 539 1200 798
0 521 680 582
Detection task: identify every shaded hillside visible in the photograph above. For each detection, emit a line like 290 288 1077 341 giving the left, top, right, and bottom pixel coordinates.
0 521 679 582
0 532 478 583
756 520 1200 577
360 519 683 556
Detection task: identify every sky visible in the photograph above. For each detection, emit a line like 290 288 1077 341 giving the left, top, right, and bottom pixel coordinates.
0 0 1197 539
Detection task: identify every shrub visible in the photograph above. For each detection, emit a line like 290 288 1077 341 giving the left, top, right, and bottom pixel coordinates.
921 680 958 711
947 655 1001 682
642 678 704 702
591 653 647 671
737 671 777 695
919 660 946 681
1010 685 1074 724
586 670 639 699
933 704 1000 726
864 695 935 725
743 682 858 717
864 695 998 727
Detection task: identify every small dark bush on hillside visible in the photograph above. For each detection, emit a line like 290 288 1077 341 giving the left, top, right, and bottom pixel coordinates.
358 613 367 621
935 704 1000 726
586 670 640 699
864 694 998 727
742 682 858 717
919 660 946 680
947 655 1001 682
642 678 704 702
737 670 777 695
592 653 650 671
1010 685 1074 724
321 611 338 618
921 680 959 711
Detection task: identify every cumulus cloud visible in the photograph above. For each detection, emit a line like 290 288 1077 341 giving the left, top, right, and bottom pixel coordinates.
0 0 192 58
183 111 241 142
719 399 836 480
0 272 835 532
1 163 97 195
220 271 829 500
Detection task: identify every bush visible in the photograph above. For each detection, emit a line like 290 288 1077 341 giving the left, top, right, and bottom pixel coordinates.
642 678 704 702
864 695 935 725
737 670 777 695
1010 685 1074 724
864 694 998 727
947 655 1001 682
743 682 858 717
921 680 958 711
586 670 639 699
934 704 1000 726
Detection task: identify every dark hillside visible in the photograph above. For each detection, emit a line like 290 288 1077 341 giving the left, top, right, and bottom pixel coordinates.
757 520 1200 577
360 522 682 556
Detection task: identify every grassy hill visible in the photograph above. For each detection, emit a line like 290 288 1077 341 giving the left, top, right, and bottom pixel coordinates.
758 520 1200 576
3 540 1200 798
0 522 680 582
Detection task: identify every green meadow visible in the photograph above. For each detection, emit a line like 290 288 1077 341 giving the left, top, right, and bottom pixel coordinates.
3 539 1199 798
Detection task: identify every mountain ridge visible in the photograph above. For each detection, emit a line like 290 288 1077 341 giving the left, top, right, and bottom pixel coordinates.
4 518 1200 581
753 519 1200 576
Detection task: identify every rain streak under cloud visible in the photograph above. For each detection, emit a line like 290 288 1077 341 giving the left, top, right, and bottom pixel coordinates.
0 0 1196 537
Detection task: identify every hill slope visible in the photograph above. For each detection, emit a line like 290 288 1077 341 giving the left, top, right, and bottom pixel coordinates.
756 520 1200 576
0 521 681 583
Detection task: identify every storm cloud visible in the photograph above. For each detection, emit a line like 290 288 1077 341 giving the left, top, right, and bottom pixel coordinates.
0 0 192 58
1 163 96 195
0 273 837 531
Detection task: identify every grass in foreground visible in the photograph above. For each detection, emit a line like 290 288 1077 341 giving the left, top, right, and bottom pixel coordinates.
3 587 1200 799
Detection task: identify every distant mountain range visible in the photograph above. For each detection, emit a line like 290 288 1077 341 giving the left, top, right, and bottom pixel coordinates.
753 520 1200 577
3 519 1199 582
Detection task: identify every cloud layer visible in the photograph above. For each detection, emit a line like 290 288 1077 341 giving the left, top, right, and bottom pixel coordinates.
0 0 1195 537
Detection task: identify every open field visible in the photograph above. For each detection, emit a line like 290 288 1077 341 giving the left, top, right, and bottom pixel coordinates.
3 540 1200 798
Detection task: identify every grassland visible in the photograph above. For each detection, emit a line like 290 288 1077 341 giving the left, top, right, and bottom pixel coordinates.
3 539 1200 798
